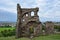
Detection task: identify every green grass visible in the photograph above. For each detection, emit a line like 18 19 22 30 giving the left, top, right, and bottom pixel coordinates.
0 27 60 40
0 27 15 32
0 34 60 40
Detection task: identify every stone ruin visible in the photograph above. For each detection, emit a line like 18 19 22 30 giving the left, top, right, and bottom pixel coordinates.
16 4 54 38
45 21 54 35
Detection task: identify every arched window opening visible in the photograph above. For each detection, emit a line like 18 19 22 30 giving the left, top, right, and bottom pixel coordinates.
31 12 34 16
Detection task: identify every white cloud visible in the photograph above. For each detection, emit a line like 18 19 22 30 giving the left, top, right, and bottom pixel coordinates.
0 7 16 13
35 0 60 22
0 0 60 22
0 0 17 13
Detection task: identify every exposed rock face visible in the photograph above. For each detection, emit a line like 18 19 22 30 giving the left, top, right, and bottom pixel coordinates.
16 4 42 38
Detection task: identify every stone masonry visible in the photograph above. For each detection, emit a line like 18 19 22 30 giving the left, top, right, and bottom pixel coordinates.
16 4 42 38
45 21 54 35
16 4 54 38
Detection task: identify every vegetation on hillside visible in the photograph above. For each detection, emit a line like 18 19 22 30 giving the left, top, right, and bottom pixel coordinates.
0 27 15 37
0 34 60 40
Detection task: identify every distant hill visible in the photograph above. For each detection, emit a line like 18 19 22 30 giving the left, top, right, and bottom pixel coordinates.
0 9 17 22
0 21 16 27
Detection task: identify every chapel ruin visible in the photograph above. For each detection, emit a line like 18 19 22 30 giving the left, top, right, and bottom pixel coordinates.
16 4 54 38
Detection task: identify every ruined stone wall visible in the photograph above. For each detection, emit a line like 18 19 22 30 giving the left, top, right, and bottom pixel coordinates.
16 4 42 38
16 4 54 38
45 21 54 35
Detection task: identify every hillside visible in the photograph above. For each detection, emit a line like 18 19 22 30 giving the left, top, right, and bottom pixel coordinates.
0 9 17 22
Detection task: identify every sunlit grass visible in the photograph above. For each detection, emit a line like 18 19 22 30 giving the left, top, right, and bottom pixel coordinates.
0 34 60 40
0 27 15 32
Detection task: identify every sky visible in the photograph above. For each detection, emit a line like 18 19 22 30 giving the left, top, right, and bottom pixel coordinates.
0 0 60 22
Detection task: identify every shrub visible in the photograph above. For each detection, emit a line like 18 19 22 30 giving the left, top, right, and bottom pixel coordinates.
0 29 15 37
0 33 3 37
54 25 60 31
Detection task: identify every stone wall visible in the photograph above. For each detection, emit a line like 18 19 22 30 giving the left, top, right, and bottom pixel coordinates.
16 4 54 38
45 21 54 35
16 4 42 38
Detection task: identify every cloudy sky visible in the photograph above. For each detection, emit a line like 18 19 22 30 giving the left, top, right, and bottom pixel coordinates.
0 0 60 22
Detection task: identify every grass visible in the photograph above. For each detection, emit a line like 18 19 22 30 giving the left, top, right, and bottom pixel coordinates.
0 27 60 40
0 27 15 32
0 34 60 40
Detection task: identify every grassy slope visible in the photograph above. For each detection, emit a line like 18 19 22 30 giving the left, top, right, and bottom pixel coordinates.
0 34 60 40
0 27 15 32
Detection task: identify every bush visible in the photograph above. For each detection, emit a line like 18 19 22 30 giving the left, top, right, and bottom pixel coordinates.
0 29 15 37
42 25 45 30
54 25 60 31
29 26 34 34
0 33 3 37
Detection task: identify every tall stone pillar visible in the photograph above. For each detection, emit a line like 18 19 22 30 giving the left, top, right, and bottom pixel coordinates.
28 11 31 18
34 11 38 16
34 7 39 16
16 4 22 38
